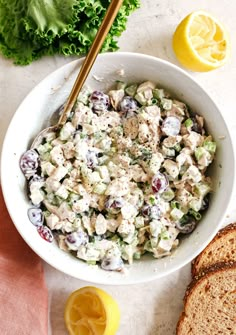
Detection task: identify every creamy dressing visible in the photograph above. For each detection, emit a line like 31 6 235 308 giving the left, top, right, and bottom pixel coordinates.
20 80 216 271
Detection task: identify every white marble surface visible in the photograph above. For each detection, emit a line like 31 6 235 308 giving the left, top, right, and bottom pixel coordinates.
1 1 236 334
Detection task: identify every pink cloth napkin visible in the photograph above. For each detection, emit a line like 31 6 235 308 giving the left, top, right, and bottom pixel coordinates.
0 187 48 335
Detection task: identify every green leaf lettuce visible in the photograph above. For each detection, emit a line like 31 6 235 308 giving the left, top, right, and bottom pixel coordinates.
0 0 140 65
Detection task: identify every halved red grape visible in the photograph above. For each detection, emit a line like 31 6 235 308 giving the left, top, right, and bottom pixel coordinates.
20 149 39 179
37 225 53 242
66 231 88 246
90 91 110 112
162 116 181 136
191 116 202 134
86 150 98 168
141 204 161 220
119 96 138 113
200 195 209 211
105 197 124 211
141 204 151 218
28 174 44 185
176 220 197 234
150 205 161 219
101 256 124 271
27 208 43 227
152 172 168 193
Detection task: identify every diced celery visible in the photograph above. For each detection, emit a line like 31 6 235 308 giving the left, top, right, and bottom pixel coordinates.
97 165 110 183
123 233 136 244
55 195 64 206
60 123 74 141
40 151 51 162
161 98 173 110
110 235 121 244
179 165 188 176
150 237 158 247
77 87 91 104
135 216 145 229
184 118 193 128
194 182 211 197
37 142 52 155
160 229 169 240
144 240 153 252
98 155 109 165
87 171 101 185
174 143 182 152
195 147 205 161
37 144 46 155
134 92 147 106
170 208 184 221
153 88 165 100
188 208 202 221
203 141 216 154
125 84 138 97
93 182 107 194
116 80 126 90
161 188 175 201
189 198 202 212
77 93 88 105
133 252 141 260
162 146 175 157
150 221 161 238
44 131 56 143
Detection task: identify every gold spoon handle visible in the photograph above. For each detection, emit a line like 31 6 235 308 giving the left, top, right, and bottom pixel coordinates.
58 0 124 126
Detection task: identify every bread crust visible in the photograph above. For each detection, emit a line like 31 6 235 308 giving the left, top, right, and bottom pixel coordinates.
191 223 236 277
176 262 236 335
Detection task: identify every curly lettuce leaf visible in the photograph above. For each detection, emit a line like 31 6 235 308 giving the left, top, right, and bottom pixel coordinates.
0 0 140 65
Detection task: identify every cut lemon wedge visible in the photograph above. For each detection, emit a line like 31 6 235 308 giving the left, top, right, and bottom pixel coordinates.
64 286 120 335
172 11 231 71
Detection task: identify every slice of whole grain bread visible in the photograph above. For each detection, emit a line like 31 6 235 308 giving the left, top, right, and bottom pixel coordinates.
176 262 236 335
191 223 236 277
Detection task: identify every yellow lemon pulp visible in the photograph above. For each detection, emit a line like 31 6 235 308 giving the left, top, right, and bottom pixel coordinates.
64 286 120 335
173 11 230 71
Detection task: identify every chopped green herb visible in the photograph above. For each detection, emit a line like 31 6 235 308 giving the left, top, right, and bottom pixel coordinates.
189 208 202 221
149 196 156 205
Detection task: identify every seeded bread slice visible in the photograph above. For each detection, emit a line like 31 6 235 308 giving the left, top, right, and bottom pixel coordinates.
176 262 236 335
191 223 236 277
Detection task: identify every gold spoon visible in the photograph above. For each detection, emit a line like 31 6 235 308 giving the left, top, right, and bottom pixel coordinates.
31 0 123 148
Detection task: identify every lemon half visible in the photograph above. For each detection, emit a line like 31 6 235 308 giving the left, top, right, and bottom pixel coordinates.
173 10 231 71
64 286 120 335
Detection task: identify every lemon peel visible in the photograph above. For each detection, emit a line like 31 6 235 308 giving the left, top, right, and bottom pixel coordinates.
64 286 120 335
173 11 231 72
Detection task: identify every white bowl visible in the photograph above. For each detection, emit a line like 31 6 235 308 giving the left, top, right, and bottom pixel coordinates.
1 52 235 285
